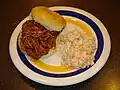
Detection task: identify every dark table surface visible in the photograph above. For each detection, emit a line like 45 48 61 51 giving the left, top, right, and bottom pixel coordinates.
0 0 120 90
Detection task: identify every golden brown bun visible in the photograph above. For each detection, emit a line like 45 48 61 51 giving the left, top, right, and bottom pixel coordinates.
18 32 56 60
31 6 66 31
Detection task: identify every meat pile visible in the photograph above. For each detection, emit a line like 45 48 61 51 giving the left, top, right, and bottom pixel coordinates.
20 20 60 59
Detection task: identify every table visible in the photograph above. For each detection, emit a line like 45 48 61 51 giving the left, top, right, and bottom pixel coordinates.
0 0 120 90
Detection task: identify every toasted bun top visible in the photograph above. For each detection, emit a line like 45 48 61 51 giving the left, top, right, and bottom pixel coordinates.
31 6 66 31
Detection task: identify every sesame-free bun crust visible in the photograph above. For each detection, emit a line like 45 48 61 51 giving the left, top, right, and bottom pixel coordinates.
31 6 66 31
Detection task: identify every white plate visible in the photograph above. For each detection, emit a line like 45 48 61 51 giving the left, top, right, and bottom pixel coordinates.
9 6 111 86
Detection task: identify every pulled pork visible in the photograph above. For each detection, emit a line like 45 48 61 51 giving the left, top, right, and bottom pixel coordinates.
20 20 60 59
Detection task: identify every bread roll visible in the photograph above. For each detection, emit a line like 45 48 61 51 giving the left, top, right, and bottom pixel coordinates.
31 6 66 31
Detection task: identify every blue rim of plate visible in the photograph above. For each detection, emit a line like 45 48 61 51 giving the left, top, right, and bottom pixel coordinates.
17 10 104 78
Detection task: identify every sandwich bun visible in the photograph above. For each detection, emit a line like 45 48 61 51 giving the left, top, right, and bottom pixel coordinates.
31 6 66 31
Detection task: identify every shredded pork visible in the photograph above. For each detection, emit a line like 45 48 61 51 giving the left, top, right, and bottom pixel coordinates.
20 20 60 59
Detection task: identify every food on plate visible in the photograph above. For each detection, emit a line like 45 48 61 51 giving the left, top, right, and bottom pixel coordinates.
19 20 60 59
18 6 66 59
31 6 66 31
56 30 96 68
18 6 96 68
